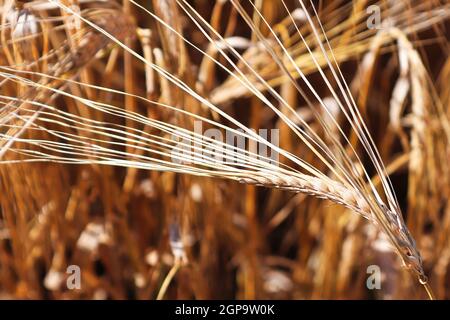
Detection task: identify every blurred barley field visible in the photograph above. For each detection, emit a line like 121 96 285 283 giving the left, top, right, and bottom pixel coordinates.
0 0 449 300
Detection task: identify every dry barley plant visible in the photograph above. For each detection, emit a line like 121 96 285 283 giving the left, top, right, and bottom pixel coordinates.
0 0 448 300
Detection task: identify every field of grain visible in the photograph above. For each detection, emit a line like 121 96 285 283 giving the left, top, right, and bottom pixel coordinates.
0 0 449 300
